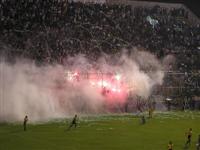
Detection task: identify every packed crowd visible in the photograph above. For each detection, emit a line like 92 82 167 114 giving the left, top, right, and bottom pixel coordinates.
0 0 200 95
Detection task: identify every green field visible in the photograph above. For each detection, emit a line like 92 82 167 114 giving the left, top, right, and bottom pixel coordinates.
0 111 200 150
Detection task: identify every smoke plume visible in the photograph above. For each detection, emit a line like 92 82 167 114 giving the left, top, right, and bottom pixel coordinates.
0 48 165 122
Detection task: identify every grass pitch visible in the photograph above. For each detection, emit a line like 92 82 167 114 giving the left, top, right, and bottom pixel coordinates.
0 111 200 150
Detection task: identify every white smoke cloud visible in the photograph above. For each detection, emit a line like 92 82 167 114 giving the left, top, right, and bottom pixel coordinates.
0 48 165 122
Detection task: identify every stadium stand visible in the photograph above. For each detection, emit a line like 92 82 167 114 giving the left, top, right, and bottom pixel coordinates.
0 0 199 105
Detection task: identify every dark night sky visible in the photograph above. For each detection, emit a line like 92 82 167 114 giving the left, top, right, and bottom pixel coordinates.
184 0 199 17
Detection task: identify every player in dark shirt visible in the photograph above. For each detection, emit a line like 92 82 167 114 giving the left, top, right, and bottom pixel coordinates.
141 115 146 125
68 114 78 130
23 115 28 131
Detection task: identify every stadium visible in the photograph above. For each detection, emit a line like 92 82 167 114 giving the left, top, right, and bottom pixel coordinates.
0 0 200 150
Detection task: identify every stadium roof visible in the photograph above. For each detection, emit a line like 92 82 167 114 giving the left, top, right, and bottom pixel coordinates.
130 0 199 18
